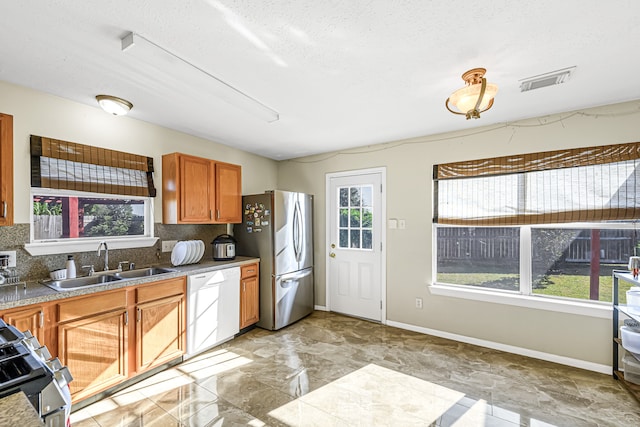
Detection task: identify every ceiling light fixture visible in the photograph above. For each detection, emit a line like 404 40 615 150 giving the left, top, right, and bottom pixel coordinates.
445 68 498 120
121 32 279 123
95 95 133 116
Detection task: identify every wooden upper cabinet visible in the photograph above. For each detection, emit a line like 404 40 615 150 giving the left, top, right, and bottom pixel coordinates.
162 153 242 224
215 161 242 223
0 113 13 226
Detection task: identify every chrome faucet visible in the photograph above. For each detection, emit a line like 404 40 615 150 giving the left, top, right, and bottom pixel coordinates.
97 241 109 271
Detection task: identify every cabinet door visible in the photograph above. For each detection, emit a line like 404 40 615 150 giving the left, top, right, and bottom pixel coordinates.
136 294 185 372
2 305 45 344
240 276 259 328
0 113 13 226
58 309 128 402
214 161 242 223
180 154 214 223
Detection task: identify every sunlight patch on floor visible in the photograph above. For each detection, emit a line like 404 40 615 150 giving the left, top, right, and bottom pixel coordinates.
269 364 556 427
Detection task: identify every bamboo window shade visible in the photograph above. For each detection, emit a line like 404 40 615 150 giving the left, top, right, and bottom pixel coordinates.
434 142 640 226
30 135 156 197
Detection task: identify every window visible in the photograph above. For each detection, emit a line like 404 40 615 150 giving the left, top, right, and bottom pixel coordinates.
26 135 157 255
32 191 151 242
338 185 373 249
434 142 640 304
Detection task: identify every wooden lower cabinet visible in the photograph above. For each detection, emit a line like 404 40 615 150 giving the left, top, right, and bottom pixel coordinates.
57 290 128 402
136 278 185 372
54 277 186 403
240 263 260 329
2 304 46 345
59 308 128 402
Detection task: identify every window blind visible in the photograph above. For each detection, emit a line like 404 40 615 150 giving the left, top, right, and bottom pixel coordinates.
30 135 156 197
434 142 640 226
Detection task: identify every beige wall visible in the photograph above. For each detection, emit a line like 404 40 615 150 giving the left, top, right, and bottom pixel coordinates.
0 80 278 223
2 78 637 368
278 100 640 367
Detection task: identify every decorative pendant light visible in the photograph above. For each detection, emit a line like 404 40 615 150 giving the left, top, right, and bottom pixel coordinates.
445 68 498 119
96 95 133 116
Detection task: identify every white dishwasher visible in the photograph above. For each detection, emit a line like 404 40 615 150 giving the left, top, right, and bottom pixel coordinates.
186 267 240 358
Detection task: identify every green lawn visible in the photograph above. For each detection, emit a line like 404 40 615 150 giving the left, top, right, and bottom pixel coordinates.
437 273 636 303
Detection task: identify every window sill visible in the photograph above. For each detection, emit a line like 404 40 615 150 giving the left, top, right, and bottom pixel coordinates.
25 237 159 256
428 283 612 319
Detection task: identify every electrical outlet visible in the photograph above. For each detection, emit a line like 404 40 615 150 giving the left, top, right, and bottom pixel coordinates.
415 297 423 309
0 251 16 267
162 240 178 252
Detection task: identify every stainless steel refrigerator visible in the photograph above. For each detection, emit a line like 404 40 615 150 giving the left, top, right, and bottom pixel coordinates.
233 190 314 330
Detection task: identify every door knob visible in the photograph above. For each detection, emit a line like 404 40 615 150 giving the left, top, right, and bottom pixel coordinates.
331 243 336 248
329 252 336 258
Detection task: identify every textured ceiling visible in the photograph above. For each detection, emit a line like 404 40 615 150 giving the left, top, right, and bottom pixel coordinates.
2 1 640 159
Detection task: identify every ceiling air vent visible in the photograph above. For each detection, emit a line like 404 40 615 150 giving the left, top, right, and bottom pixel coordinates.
519 66 576 92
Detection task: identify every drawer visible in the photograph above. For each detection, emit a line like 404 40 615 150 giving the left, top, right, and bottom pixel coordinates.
58 290 127 323
136 277 185 304
241 263 258 279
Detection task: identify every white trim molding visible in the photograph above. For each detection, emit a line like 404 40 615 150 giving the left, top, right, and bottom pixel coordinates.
429 283 612 319
25 237 158 256
387 319 610 374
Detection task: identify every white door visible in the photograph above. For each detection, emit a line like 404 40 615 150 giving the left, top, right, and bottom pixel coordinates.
327 169 385 322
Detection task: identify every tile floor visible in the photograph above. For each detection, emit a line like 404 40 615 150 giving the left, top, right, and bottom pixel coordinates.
70 311 640 426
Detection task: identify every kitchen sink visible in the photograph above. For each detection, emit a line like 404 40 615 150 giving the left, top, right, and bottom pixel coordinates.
45 273 123 291
113 267 177 279
43 267 177 291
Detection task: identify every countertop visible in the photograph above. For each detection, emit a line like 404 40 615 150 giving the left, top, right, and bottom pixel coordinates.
0 256 259 310
0 392 44 426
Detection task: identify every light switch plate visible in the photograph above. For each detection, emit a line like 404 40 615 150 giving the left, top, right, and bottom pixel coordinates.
398 219 406 229
388 219 398 229
0 251 17 267
162 240 178 252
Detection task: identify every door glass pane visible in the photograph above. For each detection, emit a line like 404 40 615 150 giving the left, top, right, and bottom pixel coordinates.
361 186 372 207
350 187 361 207
340 209 349 227
363 230 372 249
339 229 348 247
350 230 361 248
350 208 361 227
362 208 372 228
340 188 349 207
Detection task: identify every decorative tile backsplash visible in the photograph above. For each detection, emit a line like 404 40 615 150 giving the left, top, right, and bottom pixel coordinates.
0 223 228 281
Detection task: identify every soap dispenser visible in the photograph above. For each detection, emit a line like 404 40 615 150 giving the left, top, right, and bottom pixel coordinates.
66 255 76 279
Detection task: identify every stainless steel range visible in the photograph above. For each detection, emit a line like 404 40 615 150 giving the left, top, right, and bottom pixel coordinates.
0 319 72 426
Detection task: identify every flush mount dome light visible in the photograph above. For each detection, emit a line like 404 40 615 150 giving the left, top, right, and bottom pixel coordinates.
445 68 498 120
95 95 133 116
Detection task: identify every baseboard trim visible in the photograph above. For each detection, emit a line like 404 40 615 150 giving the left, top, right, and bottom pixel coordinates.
386 320 610 375
314 305 328 311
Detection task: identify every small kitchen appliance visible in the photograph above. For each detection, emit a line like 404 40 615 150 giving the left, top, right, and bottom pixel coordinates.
212 234 236 261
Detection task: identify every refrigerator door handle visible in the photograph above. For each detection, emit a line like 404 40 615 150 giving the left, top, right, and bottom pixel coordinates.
293 201 302 262
280 268 313 284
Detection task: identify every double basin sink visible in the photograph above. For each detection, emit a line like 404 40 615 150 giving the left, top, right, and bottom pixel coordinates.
44 267 177 291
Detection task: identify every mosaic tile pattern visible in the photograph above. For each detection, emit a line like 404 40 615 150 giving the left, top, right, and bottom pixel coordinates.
70 312 640 426
0 223 226 281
